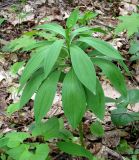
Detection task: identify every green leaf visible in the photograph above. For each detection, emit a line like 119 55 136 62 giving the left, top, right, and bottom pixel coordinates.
90 121 104 137
10 61 24 75
70 45 96 94
44 40 64 78
127 89 139 104
30 144 49 160
6 102 20 115
5 132 30 148
0 18 5 25
31 117 60 140
117 89 139 107
20 70 45 108
58 142 94 159
118 60 131 76
34 71 60 122
116 139 133 154
76 41 89 50
105 97 116 103
115 13 139 37
3 36 37 52
129 41 139 55
0 137 9 148
36 23 66 37
20 47 50 86
78 11 98 25
78 37 123 60
7 144 32 160
70 27 92 42
91 27 106 34
66 9 79 28
93 58 127 97
111 107 139 126
62 69 86 128
130 54 139 61
58 129 74 141
86 79 105 120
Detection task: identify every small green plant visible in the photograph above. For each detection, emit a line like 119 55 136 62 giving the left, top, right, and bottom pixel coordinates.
0 131 50 160
116 139 139 160
109 89 139 126
129 34 139 61
2 9 139 159
115 13 139 37
115 13 139 61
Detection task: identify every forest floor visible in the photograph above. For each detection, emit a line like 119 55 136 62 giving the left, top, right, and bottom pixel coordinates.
0 0 139 159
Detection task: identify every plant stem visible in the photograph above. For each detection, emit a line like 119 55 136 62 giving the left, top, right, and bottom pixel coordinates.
79 121 85 147
65 28 71 54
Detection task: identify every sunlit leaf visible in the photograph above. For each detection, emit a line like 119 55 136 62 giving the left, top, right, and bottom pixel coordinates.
30 144 49 160
36 23 66 37
7 102 20 115
10 61 24 75
7 144 32 160
5 132 30 148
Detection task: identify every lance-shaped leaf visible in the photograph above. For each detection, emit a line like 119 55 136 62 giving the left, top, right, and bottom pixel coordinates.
20 70 44 109
93 58 127 97
70 26 92 42
44 40 64 78
57 142 94 160
36 23 66 37
66 9 79 28
70 45 96 94
20 47 49 87
34 71 60 123
62 69 86 128
86 79 105 120
78 37 123 60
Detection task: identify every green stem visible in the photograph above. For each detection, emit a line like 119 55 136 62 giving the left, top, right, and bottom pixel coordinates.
65 28 71 54
79 121 84 147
